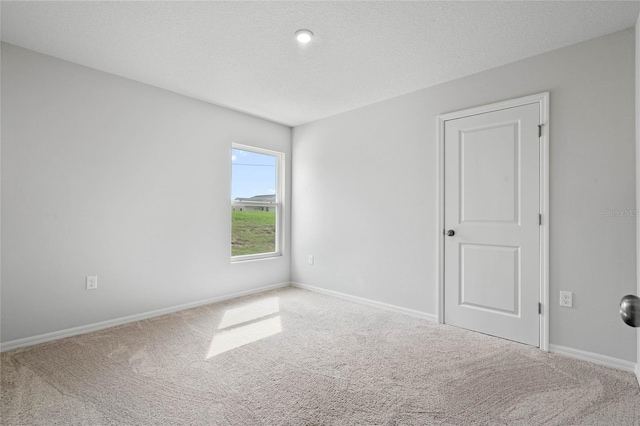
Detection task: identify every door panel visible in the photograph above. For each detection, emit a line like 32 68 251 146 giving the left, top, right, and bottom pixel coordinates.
444 103 540 346
461 124 518 223
460 244 519 315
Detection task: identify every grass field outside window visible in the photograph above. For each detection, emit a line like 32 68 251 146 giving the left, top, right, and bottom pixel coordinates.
231 210 276 256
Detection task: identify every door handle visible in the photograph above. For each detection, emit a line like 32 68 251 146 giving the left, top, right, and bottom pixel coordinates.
620 295 640 327
446 229 455 237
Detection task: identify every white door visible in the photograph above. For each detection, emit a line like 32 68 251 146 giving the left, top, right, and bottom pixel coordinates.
444 103 540 346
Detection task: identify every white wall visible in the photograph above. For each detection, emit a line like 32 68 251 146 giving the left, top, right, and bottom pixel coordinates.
292 29 637 362
635 15 640 374
1 43 292 344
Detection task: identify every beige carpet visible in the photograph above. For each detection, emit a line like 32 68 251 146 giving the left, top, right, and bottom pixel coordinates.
2 286 639 425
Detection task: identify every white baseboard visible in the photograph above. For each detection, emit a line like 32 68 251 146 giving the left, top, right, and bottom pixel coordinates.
549 344 637 373
0 281 291 353
291 282 438 322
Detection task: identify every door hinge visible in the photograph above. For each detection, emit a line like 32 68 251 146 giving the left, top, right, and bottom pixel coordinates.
538 124 543 137
538 302 542 314
539 214 542 225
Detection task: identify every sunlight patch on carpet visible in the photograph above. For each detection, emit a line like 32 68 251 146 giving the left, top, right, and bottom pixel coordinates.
217 297 280 329
207 316 282 358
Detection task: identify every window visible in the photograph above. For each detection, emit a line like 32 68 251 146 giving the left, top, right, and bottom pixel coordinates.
231 144 283 260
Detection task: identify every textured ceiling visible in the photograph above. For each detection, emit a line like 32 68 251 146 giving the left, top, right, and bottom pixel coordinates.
2 1 639 126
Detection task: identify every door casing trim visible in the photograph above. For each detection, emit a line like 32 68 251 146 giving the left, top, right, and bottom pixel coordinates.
436 92 550 351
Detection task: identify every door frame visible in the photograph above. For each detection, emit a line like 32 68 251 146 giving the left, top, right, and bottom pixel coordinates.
436 92 550 350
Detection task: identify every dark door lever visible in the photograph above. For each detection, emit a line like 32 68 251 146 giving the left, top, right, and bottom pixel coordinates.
620 295 640 327
446 230 455 237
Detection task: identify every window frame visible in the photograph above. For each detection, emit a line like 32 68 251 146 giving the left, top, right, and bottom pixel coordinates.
231 143 284 262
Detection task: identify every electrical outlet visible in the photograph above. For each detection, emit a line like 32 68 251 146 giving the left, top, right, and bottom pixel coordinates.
86 276 98 290
559 291 572 308
308 255 314 265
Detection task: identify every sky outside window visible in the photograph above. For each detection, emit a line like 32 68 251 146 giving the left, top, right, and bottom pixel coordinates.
231 148 276 200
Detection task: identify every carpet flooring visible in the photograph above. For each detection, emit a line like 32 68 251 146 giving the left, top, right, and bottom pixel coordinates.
2 286 639 425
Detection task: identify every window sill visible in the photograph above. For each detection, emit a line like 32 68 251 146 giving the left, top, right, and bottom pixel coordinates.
231 253 282 263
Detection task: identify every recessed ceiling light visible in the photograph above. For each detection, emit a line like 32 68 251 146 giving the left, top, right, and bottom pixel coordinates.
295 29 313 44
